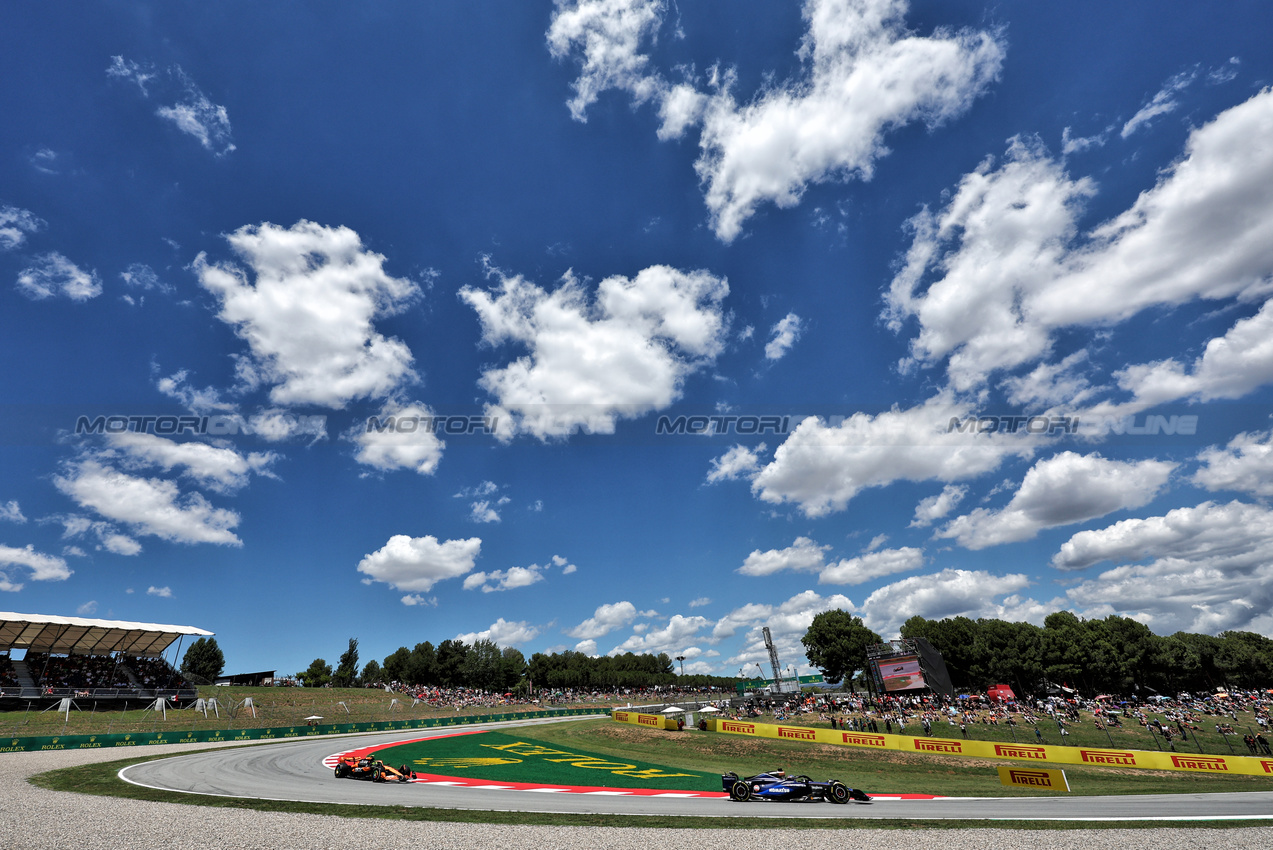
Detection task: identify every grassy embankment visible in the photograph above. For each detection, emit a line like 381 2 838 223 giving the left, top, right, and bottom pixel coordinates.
6 685 1268 758
0 685 580 736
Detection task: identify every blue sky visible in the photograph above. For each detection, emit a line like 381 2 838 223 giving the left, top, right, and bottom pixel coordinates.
3 0 1273 680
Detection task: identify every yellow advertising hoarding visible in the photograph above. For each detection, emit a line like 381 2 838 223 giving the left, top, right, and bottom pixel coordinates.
652 715 1273 777
998 765 1070 791
611 709 678 731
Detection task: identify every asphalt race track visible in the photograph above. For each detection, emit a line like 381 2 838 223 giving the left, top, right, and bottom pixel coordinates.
117 716 1273 822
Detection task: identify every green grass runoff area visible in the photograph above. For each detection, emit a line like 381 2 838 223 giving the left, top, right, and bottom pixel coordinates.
373 729 720 790
526 719 1273 797
25 717 1273 830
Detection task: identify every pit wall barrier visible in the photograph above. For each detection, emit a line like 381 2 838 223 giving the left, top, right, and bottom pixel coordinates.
612 712 1273 777
0 707 598 754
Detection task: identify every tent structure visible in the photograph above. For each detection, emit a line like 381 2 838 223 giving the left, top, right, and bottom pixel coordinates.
0 611 212 657
986 684 1017 703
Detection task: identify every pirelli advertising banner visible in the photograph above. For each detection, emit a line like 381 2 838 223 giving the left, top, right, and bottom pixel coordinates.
685 717 1273 777
611 710 679 731
998 766 1070 791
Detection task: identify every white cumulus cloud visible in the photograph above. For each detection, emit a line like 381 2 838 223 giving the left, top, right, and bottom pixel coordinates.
938 452 1175 549
105 432 277 494
746 399 1033 517
460 264 729 439
456 618 540 646
910 484 966 527
764 313 803 360
548 0 1004 242
888 88 1273 392
1053 500 1273 635
706 443 766 484
738 537 828 577
53 459 241 547
0 544 72 590
195 220 421 408
546 0 665 121
819 546 924 585
463 564 547 593
357 534 482 593
16 253 101 301
1115 297 1273 405
567 600 638 639
859 568 1038 639
1193 431 1273 497
351 401 445 475
0 205 45 250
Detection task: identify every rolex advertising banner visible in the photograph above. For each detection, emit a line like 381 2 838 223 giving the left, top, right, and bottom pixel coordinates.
0 708 594 753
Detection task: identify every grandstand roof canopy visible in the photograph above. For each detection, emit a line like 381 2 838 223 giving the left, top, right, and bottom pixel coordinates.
0 612 213 657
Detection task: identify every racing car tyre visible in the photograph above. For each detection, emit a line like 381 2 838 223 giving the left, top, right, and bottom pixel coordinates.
334 763 350 779
400 765 414 780
729 780 752 802
372 766 383 782
828 781 850 804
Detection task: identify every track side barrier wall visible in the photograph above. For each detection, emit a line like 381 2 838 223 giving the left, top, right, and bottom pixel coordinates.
0 708 597 754
615 713 1273 777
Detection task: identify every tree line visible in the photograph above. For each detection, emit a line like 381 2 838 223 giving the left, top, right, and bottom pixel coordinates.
291 638 737 692
802 608 1273 697
526 648 732 691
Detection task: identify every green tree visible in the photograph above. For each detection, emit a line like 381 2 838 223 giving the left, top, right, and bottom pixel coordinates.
969 618 1042 694
1042 611 1086 690
406 642 437 686
1217 630 1273 688
331 637 360 688
1102 615 1158 692
500 646 527 691
435 639 469 687
801 609 881 685
298 658 332 688
180 637 225 682
463 638 503 690
361 659 382 685
382 647 411 683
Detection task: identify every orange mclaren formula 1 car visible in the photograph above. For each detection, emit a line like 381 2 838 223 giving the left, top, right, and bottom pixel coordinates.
333 755 417 783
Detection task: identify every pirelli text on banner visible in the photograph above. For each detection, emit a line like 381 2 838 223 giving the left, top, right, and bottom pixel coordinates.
998 766 1070 791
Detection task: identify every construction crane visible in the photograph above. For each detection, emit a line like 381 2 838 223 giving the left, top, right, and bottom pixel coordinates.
762 627 786 693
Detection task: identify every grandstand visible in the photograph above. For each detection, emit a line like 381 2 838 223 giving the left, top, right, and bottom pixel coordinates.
0 611 212 708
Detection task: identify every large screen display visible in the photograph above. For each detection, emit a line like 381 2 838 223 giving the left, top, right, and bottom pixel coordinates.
875 653 928 692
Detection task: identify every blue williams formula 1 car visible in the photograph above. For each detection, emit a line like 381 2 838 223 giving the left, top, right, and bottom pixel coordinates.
722 770 871 803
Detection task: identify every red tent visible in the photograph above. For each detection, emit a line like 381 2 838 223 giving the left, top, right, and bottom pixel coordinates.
987 684 1016 703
